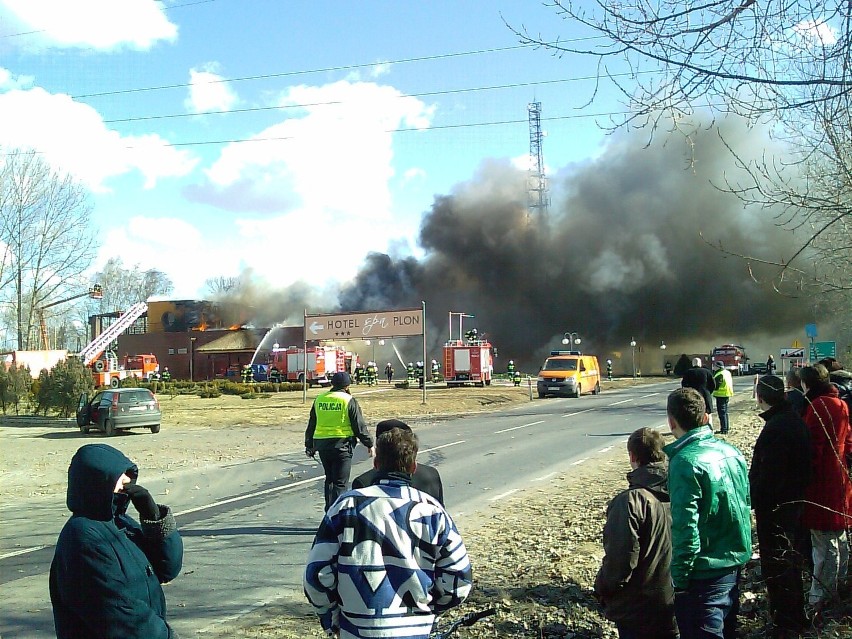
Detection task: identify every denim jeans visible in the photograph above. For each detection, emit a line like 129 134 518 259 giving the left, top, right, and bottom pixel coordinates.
674 569 740 639
715 397 730 434
810 529 850 605
318 444 354 510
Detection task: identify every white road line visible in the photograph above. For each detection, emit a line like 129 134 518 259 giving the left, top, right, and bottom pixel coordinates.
176 475 323 517
561 408 595 418
608 398 632 406
494 420 544 434
489 488 519 502
533 472 557 482
639 393 660 399
421 440 465 453
0 545 47 560
571 458 588 466
197 594 283 634
598 446 613 453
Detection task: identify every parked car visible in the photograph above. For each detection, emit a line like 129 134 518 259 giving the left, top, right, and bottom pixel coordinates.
749 362 768 375
76 388 162 436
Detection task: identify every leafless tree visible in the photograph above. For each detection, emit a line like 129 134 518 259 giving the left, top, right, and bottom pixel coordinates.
94 257 174 313
509 1 851 293
0 148 98 350
204 275 238 297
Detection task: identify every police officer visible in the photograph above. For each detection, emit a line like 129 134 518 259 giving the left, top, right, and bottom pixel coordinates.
304 372 374 510
384 362 394 384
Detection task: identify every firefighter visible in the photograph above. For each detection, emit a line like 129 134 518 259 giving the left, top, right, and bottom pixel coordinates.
241 364 252 384
416 361 425 389
406 362 415 383
664 361 673 376
160 367 172 382
513 368 522 386
465 328 478 342
431 359 440 382
269 365 281 383
384 362 394 384
366 361 378 386
353 363 364 385
606 359 613 381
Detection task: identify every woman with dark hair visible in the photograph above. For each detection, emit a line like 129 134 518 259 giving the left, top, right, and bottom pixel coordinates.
799 364 852 617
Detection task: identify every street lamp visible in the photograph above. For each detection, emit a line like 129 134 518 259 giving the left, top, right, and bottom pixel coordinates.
364 339 386 362
630 338 637 379
562 332 581 349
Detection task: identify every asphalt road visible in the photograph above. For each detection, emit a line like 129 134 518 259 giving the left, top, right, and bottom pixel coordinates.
0 378 753 638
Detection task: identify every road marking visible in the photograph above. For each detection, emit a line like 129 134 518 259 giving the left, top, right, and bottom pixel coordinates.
608 398 632 406
598 446 613 453
533 472 557 481
571 458 588 466
176 475 323 517
561 408 595 418
494 420 544 434
639 393 660 399
489 488 519 501
197 593 283 633
420 440 465 453
0 545 46 560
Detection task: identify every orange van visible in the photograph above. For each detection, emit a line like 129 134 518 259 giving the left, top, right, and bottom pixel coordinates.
536 351 601 398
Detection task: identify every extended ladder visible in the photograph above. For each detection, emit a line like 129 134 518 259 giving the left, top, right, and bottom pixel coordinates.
79 302 148 366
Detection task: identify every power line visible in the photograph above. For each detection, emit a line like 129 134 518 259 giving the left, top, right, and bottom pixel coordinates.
102 71 656 124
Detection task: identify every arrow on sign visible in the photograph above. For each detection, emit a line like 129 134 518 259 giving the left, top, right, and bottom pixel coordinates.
308 321 324 335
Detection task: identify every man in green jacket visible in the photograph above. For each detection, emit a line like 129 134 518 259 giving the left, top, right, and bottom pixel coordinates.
664 388 751 639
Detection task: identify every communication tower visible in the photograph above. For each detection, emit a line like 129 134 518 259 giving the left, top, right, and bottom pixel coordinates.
527 101 550 218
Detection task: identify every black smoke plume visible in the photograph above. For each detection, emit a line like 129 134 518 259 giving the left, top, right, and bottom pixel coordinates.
339 122 811 369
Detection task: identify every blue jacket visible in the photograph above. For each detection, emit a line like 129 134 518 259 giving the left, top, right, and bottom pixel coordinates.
49 444 183 639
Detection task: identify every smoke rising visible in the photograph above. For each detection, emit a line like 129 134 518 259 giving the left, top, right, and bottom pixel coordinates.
338 120 811 368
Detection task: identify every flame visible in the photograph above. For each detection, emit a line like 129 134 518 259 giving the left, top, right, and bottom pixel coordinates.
228 324 241 331
192 322 208 332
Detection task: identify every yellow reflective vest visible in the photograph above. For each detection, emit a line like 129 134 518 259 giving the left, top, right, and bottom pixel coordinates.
712 369 734 398
312 390 355 440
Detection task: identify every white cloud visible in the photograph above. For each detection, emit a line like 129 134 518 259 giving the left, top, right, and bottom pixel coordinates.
198 80 434 220
402 167 426 183
0 67 33 90
185 65 239 114
97 217 223 297
0 0 177 51
0 86 198 190
792 19 838 46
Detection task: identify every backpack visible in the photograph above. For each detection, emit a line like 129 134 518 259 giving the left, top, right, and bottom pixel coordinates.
830 372 852 415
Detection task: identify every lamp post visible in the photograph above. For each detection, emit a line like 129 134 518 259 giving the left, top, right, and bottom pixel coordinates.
189 336 197 381
562 332 581 349
660 341 666 375
630 338 637 379
364 339 386 362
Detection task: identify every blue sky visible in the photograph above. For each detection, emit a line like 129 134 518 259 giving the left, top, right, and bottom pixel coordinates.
0 0 624 298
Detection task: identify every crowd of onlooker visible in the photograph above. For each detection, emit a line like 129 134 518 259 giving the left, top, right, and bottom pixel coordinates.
595 357 852 639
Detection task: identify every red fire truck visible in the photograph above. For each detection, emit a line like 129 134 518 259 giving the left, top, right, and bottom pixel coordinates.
267 345 349 386
710 344 748 375
443 329 494 388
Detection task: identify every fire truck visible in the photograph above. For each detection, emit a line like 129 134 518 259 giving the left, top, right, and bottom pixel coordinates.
710 344 748 375
124 354 160 380
79 302 150 387
443 328 494 388
267 345 350 386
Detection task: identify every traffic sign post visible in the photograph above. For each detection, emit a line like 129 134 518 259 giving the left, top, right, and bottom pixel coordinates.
809 341 837 362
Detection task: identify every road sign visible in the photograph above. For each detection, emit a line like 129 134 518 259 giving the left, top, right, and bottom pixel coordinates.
304 308 424 341
809 341 837 361
805 323 818 338
780 347 805 359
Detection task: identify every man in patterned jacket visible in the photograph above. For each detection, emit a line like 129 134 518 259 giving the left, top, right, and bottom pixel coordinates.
304 427 472 638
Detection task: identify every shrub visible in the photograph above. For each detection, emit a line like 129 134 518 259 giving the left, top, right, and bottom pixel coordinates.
47 358 95 418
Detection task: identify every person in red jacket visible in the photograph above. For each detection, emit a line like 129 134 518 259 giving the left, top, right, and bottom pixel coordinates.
799 364 852 616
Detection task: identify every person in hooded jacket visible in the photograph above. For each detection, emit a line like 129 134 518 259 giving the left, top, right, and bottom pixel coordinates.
595 427 678 639
751 375 812 639
799 364 852 615
50 444 183 639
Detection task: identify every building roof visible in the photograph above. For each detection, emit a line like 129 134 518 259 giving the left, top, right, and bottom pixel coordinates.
194 329 266 353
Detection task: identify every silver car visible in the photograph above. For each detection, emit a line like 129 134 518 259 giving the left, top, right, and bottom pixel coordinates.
76 388 162 435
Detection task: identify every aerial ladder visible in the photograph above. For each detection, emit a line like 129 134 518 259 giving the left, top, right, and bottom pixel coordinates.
79 302 148 366
38 284 103 349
